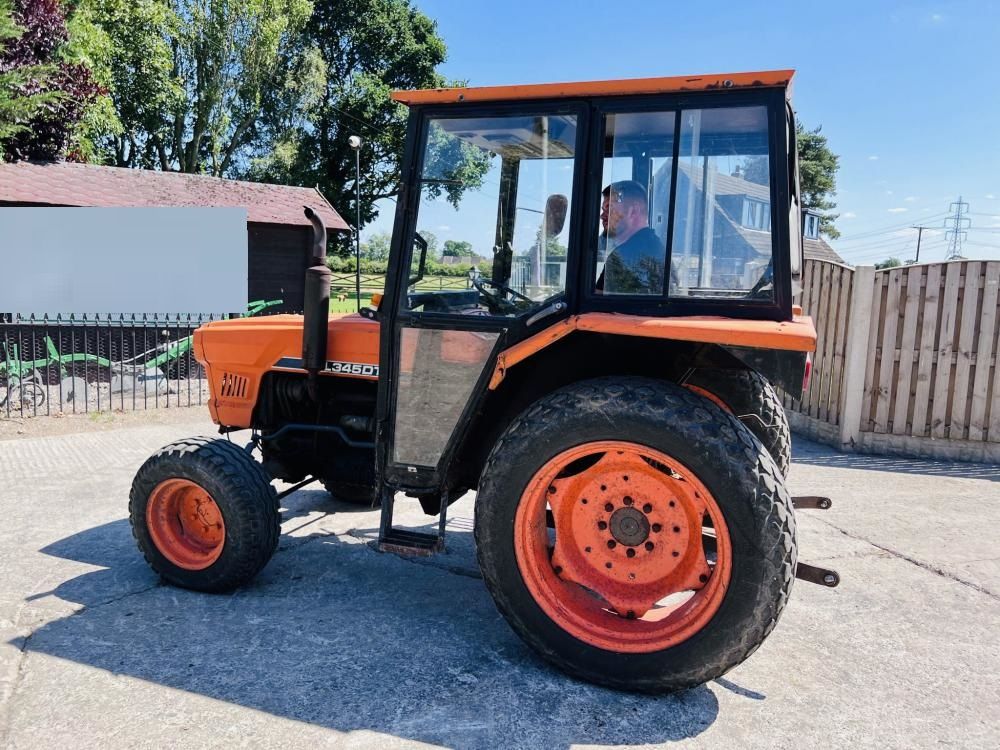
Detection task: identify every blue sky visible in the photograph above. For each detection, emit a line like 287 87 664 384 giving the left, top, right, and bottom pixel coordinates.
363 0 1000 265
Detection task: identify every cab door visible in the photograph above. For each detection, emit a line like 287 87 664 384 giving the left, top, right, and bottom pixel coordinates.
376 104 586 494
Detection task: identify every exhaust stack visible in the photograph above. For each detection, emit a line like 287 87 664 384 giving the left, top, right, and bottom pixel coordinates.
302 207 330 398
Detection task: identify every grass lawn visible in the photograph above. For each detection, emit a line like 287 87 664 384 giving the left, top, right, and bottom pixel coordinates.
329 293 372 313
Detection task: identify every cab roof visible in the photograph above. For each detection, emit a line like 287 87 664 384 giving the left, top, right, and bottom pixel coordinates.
392 69 794 106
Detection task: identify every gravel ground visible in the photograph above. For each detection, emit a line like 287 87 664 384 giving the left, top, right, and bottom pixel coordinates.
1 417 999 748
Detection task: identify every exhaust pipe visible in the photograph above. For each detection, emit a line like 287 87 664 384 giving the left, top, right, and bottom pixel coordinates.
302 206 330 399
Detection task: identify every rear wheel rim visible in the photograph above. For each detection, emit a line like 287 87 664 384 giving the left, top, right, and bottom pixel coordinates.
683 384 731 413
514 441 732 653
146 478 226 570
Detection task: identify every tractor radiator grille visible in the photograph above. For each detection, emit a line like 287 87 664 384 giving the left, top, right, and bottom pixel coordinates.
219 372 249 399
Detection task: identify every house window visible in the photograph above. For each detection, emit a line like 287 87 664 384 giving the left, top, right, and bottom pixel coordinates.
742 199 771 231
804 213 820 239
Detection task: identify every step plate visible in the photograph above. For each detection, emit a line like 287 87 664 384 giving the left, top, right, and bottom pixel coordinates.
378 528 442 557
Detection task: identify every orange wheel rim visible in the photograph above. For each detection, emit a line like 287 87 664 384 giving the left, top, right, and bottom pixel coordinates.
684 384 732 413
514 441 732 653
146 478 226 570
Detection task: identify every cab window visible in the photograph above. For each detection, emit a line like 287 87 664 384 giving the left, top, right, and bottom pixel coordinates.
593 105 775 301
405 114 578 316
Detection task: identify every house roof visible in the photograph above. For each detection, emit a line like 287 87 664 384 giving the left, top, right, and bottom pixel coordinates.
803 237 845 264
0 161 349 231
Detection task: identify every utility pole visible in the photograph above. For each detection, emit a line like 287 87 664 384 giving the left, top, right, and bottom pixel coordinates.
349 135 363 312
911 225 925 263
944 196 970 260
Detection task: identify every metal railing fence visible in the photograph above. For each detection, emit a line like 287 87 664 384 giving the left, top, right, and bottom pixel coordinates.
0 313 225 419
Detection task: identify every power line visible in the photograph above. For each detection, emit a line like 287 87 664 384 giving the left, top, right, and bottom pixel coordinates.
835 212 949 244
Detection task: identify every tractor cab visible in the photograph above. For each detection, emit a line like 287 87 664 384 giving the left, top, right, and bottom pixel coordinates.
376 70 809 520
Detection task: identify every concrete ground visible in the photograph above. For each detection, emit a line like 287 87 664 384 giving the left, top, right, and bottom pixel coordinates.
0 415 997 749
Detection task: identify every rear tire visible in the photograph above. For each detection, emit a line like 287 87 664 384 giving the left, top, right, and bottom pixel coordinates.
684 368 791 477
475 377 796 693
130 437 280 592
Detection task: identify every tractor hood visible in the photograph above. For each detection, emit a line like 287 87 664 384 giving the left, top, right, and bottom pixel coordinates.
193 313 380 427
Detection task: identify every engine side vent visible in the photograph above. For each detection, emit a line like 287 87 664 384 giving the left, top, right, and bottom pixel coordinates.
219 372 249 399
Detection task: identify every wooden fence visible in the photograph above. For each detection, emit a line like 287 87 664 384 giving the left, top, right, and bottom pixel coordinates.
786 259 1000 462
329 273 470 294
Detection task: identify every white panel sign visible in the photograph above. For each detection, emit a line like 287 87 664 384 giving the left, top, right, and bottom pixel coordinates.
0 207 248 314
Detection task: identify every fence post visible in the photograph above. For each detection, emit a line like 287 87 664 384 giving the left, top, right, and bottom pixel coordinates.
838 265 876 451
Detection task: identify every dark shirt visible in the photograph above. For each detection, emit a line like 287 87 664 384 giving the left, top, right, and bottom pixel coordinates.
602 227 665 295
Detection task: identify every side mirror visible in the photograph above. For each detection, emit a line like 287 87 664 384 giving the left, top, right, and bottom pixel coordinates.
408 232 429 287
543 194 568 238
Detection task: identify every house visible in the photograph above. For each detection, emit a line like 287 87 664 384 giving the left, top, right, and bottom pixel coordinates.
651 161 845 289
0 161 349 312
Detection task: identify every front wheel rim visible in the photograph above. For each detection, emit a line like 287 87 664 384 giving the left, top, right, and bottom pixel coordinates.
146 478 226 570
513 441 732 653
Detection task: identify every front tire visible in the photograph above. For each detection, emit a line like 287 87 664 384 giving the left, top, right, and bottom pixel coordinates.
475 377 796 693
130 437 280 592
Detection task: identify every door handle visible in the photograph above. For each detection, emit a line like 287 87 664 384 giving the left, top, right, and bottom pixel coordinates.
525 301 566 327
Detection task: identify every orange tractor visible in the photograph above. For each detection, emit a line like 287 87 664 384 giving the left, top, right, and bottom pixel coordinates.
130 70 838 692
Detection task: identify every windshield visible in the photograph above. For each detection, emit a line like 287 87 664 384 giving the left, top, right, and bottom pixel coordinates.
403 113 578 317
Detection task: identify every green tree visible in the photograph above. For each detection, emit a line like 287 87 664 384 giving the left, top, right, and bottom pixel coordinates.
361 231 391 261
740 121 841 239
92 0 319 174
250 0 487 228
419 228 439 259
443 239 472 257
797 123 840 239
0 0 57 156
875 257 902 270
87 0 180 168
0 0 105 162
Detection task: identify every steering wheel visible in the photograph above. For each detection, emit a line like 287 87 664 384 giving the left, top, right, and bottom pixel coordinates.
471 276 533 315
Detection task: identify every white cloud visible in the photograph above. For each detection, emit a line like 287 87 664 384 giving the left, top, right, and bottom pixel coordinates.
868 155 879 161
888 208 908 214
436 225 451 232
842 211 857 219
931 13 943 23
886 190 894 196
986 194 997 200
904 196 918 202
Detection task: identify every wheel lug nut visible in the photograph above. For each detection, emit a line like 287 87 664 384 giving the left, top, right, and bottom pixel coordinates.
645 542 654 551
604 502 613 512
601 484 607 491
581 498 588 505
643 503 652 513
626 548 636 558
607 540 616 549
669 500 676 508
597 521 608 530
651 523 662 533
623 496 633 506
